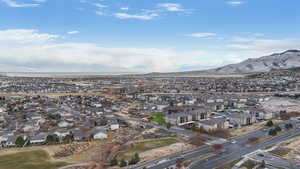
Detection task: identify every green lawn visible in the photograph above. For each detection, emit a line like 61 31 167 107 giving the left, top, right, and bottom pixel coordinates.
0 150 68 169
151 113 166 125
117 138 177 160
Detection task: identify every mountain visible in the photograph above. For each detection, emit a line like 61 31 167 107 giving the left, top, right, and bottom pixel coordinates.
213 50 300 74
129 49 300 77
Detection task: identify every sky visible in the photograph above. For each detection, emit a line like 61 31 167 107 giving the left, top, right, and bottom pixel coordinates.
0 0 299 73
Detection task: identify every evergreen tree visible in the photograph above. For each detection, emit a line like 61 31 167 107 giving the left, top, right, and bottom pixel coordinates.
110 157 118 166
166 122 172 130
119 159 127 167
15 136 25 147
266 120 274 127
285 123 293 130
63 134 74 143
261 160 266 168
46 134 59 144
129 153 140 165
134 153 140 163
274 125 282 132
269 129 277 136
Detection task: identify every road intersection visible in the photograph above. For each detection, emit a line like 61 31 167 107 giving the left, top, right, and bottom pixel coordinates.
132 121 300 169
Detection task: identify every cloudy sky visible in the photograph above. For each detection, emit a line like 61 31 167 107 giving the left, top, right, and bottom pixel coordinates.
0 0 299 72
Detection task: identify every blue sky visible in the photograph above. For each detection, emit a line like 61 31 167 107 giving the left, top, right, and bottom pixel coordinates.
0 0 299 72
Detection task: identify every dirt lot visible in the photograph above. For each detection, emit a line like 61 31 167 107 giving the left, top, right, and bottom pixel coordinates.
116 138 178 160
231 119 283 136
0 141 105 164
139 142 193 162
282 137 300 162
261 97 300 113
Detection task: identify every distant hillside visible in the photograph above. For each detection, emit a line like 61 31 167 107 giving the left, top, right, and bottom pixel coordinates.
128 49 300 77
212 50 300 74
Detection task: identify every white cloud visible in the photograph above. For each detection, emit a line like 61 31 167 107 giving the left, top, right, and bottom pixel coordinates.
187 33 217 38
67 30 79 35
114 13 158 20
95 11 105 16
157 3 185 12
227 36 300 60
226 1 245 6
0 0 40 7
0 29 59 43
93 3 107 8
32 0 46 2
120 7 129 11
0 29 215 72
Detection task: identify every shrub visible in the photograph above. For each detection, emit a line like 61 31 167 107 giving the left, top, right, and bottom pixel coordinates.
269 129 277 136
285 123 293 130
46 134 59 145
248 137 259 143
129 153 140 165
274 125 282 132
266 120 274 127
119 159 127 167
110 157 118 166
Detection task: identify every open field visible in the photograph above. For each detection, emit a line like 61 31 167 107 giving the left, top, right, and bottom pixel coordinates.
0 150 68 169
140 143 193 162
261 97 300 113
116 138 177 160
0 141 105 164
151 113 166 125
231 119 283 136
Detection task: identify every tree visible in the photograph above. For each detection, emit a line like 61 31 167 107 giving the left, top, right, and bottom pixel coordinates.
285 123 293 130
46 134 59 145
129 153 140 165
269 129 277 136
212 144 224 153
134 153 140 164
274 125 282 132
63 134 73 143
248 137 259 144
119 159 127 167
15 136 25 147
261 160 266 168
166 122 172 130
110 157 118 166
266 120 274 127
280 111 290 120
190 134 205 146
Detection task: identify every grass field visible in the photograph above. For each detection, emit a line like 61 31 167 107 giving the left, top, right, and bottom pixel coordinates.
0 150 68 169
117 138 177 160
151 113 166 125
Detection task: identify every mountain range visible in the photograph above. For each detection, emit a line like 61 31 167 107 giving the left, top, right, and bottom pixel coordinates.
140 49 300 77
212 50 300 74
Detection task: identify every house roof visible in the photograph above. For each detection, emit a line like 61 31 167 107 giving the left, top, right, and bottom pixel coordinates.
198 117 226 126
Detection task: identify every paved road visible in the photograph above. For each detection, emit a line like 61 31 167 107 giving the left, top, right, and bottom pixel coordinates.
190 127 300 169
133 121 300 169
